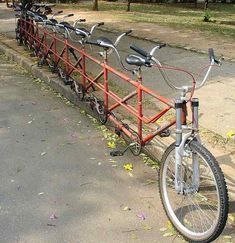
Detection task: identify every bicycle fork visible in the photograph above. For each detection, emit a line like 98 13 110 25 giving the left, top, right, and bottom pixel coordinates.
174 98 200 194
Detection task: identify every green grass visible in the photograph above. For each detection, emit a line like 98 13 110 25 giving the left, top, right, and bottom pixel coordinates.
57 2 235 39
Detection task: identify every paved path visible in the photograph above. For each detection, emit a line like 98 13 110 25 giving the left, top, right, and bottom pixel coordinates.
0 51 176 243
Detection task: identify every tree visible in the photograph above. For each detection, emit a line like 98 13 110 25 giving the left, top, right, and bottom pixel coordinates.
93 0 98 11
127 0 131 12
204 0 209 10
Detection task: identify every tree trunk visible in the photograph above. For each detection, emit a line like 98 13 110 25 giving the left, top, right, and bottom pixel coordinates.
194 0 197 8
93 0 98 11
127 0 131 12
204 0 209 10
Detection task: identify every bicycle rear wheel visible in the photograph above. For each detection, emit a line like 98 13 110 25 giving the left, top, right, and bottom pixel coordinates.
159 140 228 242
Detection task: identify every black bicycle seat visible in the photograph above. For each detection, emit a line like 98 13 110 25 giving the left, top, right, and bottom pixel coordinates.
75 28 90 38
125 54 149 67
97 37 114 47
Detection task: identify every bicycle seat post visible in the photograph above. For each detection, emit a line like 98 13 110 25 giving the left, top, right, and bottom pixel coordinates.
135 67 143 83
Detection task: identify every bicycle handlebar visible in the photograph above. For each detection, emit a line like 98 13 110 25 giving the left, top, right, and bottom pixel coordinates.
125 30 132 35
209 48 220 65
129 44 221 94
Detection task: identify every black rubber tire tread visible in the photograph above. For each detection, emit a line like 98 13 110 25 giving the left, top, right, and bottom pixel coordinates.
97 101 107 124
159 140 228 243
129 130 142 156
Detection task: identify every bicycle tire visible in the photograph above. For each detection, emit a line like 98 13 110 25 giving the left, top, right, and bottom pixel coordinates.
71 81 85 101
15 21 23 45
129 130 141 156
97 101 107 124
159 140 228 242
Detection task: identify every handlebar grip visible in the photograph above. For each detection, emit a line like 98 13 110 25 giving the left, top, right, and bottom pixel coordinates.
97 22 104 26
209 48 221 65
79 19 86 22
130 44 150 58
125 30 132 35
209 48 215 62
65 24 76 31
67 14 74 17
159 43 166 49
57 10 63 14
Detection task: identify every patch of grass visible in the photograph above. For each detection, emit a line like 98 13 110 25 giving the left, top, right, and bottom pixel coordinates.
57 2 235 39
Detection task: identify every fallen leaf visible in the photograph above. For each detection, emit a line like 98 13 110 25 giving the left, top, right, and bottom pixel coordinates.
41 152 46 156
28 120 33 124
123 206 131 211
159 227 168 232
223 235 232 239
228 213 235 222
38 192 44 196
227 131 235 138
128 172 133 177
142 224 152 231
123 163 133 171
131 233 137 239
163 232 174 237
144 179 157 185
137 212 145 220
107 141 116 148
49 214 58 220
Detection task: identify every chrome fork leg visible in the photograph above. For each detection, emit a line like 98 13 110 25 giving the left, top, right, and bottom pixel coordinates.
192 98 200 190
175 99 183 193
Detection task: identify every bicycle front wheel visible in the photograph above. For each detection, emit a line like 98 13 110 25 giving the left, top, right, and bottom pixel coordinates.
159 140 228 242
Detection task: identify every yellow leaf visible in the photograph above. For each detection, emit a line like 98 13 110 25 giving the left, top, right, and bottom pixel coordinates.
223 235 232 239
159 227 167 232
123 163 133 171
163 232 174 237
142 224 152 231
107 141 116 148
227 131 235 138
131 233 137 239
228 213 235 222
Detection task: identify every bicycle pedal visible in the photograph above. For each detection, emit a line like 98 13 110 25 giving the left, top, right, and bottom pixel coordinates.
110 150 124 157
159 129 171 138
